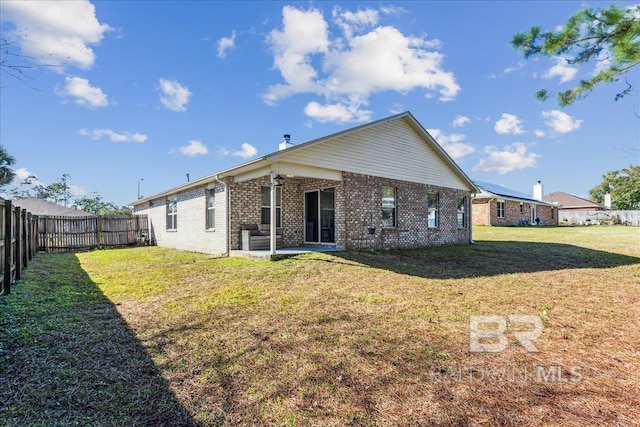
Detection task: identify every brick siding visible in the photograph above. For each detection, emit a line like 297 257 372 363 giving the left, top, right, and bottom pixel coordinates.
472 198 558 226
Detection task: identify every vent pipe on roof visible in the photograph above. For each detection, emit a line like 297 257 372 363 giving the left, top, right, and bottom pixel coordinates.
533 180 543 201
279 134 294 151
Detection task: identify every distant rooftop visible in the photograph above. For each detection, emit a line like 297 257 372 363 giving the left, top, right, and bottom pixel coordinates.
544 191 603 209
12 198 91 216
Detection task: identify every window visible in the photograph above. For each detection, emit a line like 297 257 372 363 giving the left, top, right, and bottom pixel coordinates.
551 208 554 220
457 196 466 228
206 189 215 229
261 186 282 227
381 186 396 228
520 203 524 213
428 192 439 228
166 196 177 229
497 200 505 218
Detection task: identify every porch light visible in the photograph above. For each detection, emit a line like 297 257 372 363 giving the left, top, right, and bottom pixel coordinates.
285 174 295 178
272 174 284 186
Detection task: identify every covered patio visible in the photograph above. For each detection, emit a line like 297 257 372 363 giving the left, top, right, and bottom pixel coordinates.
230 245 345 261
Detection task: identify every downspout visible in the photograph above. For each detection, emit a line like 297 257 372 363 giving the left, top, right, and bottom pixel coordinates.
469 193 475 244
214 175 230 257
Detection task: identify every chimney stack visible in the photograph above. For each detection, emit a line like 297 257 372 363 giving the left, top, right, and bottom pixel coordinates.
604 193 612 209
533 180 543 201
279 134 294 151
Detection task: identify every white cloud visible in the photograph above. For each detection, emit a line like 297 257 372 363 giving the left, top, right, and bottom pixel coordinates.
158 78 192 112
542 58 577 83
473 143 540 175
217 143 258 159
11 167 42 186
541 110 582 133
304 101 371 124
79 128 147 143
452 115 470 128
264 5 460 124
504 61 524 73
0 0 111 70
534 130 546 138
58 76 109 108
593 49 612 75
217 31 236 59
427 128 475 159
494 113 524 135
69 184 87 196
178 140 209 156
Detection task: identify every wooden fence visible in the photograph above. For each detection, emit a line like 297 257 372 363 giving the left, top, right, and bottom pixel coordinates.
0 200 38 295
38 215 149 252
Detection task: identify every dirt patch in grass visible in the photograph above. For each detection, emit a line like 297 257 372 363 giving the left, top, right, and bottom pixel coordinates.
2 226 639 426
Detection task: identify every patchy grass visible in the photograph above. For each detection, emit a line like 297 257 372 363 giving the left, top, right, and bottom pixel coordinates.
1 226 639 426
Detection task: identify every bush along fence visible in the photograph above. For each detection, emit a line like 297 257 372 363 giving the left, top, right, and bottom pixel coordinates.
38 215 149 252
0 199 38 295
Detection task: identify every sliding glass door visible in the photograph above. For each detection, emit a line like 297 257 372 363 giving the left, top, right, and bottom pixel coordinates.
304 188 335 243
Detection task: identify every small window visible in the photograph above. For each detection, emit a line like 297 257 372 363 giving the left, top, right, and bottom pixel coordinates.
497 201 505 219
551 208 554 220
381 186 396 228
261 186 282 227
428 192 439 228
166 196 177 229
519 203 524 214
206 189 215 229
457 196 466 228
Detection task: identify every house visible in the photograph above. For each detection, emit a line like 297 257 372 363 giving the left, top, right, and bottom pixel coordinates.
12 198 91 217
472 181 558 226
544 191 605 212
131 112 478 255
544 191 609 225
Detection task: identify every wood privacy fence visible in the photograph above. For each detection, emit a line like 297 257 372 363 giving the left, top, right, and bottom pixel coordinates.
38 215 149 252
1 200 38 295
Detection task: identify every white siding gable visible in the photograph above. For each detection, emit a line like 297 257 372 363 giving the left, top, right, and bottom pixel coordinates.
280 117 470 190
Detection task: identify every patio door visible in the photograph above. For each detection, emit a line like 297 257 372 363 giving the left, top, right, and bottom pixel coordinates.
304 188 335 244
531 204 537 224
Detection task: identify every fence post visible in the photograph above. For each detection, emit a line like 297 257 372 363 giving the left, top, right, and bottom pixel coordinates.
15 207 22 281
3 200 13 295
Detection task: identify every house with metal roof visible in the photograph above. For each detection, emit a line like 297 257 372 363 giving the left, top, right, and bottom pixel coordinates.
472 180 558 226
130 111 479 255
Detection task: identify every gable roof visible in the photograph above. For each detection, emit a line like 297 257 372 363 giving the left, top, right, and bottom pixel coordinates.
12 198 91 216
474 181 554 206
131 111 478 205
544 191 603 209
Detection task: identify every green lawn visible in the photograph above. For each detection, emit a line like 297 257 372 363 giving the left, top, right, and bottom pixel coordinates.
1 226 639 426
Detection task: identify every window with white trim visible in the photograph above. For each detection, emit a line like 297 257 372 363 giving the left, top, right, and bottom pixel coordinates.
497 200 505 218
457 196 466 228
428 192 439 228
166 196 177 229
381 186 396 228
206 189 215 229
261 186 282 227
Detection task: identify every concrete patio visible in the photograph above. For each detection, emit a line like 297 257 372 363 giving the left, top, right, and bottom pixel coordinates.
230 246 345 261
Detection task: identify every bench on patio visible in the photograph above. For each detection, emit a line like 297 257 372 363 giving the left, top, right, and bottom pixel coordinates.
240 224 283 250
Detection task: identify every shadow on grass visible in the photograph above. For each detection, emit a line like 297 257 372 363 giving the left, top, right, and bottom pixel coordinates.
0 253 196 426
330 240 640 279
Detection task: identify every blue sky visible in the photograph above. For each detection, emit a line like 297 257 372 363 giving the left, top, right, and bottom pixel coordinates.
1 1 638 207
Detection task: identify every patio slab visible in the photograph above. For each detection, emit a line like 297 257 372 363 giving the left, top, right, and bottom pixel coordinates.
230 246 344 261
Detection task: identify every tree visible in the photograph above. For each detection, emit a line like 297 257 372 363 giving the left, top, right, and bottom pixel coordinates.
0 144 16 188
589 165 640 210
72 193 132 216
512 4 640 106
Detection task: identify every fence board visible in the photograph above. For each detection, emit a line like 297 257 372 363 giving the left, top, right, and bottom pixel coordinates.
37 215 149 252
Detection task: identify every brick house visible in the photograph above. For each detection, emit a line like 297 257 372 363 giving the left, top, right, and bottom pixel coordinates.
472 181 558 226
131 111 478 255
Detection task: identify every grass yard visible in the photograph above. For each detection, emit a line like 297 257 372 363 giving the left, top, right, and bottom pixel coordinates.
1 226 639 426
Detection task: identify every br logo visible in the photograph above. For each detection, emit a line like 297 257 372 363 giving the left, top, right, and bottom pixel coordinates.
469 315 543 353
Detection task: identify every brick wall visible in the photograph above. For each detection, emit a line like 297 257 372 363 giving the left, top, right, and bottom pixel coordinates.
133 182 227 254
342 173 471 249
472 198 558 226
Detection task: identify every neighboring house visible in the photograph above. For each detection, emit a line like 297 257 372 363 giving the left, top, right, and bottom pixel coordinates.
544 191 605 212
131 111 478 255
12 198 91 216
472 181 558 226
